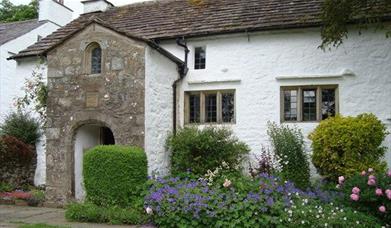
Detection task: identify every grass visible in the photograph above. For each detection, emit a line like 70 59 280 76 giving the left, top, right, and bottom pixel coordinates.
17 223 69 228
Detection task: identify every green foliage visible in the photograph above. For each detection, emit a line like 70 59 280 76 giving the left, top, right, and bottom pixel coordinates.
280 197 382 227
167 127 250 176
320 0 391 50
0 0 38 23
310 113 388 180
339 171 391 224
83 145 148 207
0 181 13 192
0 112 41 145
15 64 48 122
267 122 310 189
65 202 148 225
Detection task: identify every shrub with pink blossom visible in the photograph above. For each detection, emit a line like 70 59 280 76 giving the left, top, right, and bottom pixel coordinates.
339 169 391 225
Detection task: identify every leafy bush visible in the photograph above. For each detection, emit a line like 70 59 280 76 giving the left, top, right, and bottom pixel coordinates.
145 170 376 227
0 136 36 187
267 122 310 189
65 202 148 225
167 127 249 176
280 197 382 227
310 113 388 180
0 112 41 145
0 182 13 192
83 145 147 207
338 169 391 225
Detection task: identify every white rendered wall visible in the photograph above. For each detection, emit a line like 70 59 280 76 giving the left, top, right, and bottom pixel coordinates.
82 1 112 14
0 22 58 122
39 0 73 26
145 47 179 176
159 28 391 171
74 125 101 201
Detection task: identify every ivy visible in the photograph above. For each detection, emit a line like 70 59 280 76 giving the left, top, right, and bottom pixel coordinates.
320 0 391 50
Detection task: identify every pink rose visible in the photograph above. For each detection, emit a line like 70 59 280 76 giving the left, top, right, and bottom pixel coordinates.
386 190 391 200
350 193 359 201
375 188 383 196
387 170 391 177
338 176 345 184
368 168 374 173
367 178 376 186
379 206 386 213
352 187 360 194
368 175 376 180
360 171 366 176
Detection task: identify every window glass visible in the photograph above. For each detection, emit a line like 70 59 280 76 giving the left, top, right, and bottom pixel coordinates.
283 90 297 121
189 94 200 123
205 94 217 122
194 47 206 70
321 88 336 120
222 92 235 123
302 89 317 121
91 46 102 74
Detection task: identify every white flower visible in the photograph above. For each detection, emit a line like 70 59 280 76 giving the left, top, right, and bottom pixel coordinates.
301 221 305 224
356 221 359 225
223 179 232 188
145 207 153 215
316 215 320 218
324 223 328 227
288 210 292 214
343 217 347 221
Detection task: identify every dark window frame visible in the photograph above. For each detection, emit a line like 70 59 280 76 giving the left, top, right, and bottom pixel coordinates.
185 90 235 124
280 85 338 122
194 46 206 70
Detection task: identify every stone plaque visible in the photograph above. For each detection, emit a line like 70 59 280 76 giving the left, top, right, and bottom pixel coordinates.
86 92 99 108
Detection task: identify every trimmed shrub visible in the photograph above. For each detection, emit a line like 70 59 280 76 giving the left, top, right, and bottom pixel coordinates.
167 127 249 176
83 145 148 207
309 113 388 180
65 202 148 225
267 122 310 189
0 112 41 145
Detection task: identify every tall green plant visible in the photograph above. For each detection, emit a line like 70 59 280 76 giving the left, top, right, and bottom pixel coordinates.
267 122 310 189
0 111 40 145
167 127 249 176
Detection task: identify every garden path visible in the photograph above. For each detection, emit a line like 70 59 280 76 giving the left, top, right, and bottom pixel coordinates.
0 205 153 228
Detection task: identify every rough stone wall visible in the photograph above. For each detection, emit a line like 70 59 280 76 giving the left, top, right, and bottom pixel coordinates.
45 24 145 206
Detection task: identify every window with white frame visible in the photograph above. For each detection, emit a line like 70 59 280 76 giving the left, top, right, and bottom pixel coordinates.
185 90 235 124
194 47 206 70
281 85 338 122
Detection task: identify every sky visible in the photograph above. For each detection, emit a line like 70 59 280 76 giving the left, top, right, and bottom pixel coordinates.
10 0 151 18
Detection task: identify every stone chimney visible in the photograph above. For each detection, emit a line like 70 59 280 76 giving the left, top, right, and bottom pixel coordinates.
81 0 114 14
38 0 73 26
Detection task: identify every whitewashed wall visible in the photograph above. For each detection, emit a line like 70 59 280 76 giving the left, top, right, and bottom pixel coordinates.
0 22 58 122
160 28 391 170
145 47 179 176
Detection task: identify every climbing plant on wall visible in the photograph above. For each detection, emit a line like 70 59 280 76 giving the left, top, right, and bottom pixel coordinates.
320 0 391 50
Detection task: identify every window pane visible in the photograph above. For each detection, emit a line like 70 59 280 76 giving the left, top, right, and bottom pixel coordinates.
205 93 217 122
91 46 102 74
302 89 317 121
222 92 235 123
321 88 336 120
189 94 200 123
283 90 297 121
194 47 206 70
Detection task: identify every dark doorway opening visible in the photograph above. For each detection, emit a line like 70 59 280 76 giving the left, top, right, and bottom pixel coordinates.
100 127 115 145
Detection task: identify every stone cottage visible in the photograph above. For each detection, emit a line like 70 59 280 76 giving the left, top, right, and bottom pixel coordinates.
10 0 391 206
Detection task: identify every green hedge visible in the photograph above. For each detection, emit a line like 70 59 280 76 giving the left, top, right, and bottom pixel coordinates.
65 202 148 225
83 145 148 207
309 113 388 180
167 127 249 176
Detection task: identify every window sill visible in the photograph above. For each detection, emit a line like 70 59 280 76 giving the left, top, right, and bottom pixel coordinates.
188 79 241 85
185 122 236 126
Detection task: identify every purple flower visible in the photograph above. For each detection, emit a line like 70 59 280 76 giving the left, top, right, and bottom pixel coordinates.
266 197 274 207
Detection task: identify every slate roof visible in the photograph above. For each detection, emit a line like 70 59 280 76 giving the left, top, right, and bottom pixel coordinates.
0 19 47 46
11 0 326 59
